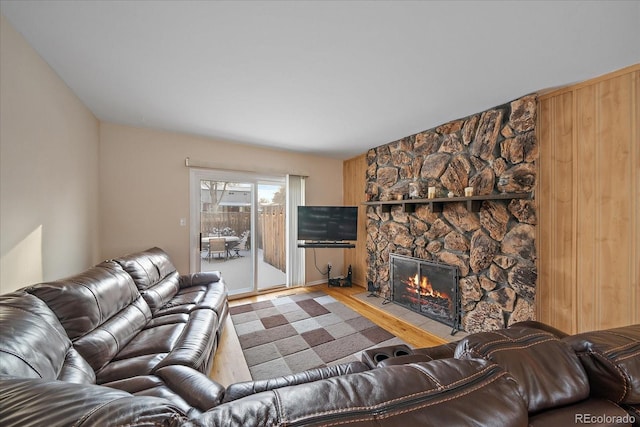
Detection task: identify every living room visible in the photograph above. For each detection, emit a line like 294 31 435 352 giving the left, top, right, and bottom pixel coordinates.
1 2 639 426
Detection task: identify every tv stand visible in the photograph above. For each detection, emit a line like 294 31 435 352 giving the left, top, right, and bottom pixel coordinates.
297 242 355 248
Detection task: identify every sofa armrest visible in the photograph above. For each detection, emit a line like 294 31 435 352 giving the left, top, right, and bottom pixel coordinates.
509 320 569 338
376 354 435 367
413 341 459 360
221 361 369 403
189 359 528 427
155 365 225 410
361 344 413 368
153 309 218 373
179 271 221 288
362 342 457 369
563 324 640 405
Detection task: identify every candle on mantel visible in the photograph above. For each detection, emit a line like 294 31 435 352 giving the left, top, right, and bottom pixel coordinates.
464 186 474 197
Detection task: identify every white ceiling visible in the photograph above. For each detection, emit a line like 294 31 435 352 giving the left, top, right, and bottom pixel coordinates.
2 1 638 159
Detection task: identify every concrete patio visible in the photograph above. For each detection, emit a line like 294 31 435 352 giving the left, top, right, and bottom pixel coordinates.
201 248 286 296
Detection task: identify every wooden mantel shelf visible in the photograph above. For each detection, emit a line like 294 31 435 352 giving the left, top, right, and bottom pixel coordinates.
363 192 532 213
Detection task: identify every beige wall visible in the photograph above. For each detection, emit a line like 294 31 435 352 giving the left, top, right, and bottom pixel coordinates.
0 15 100 293
0 11 346 291
99 123 346 283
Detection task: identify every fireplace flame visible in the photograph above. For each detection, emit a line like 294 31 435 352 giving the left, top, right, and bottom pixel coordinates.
407 273 449 299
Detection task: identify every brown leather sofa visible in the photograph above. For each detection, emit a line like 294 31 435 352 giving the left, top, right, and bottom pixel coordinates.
186 322 638 427
0 247 229 418
1 248 639 426
360 322 640 426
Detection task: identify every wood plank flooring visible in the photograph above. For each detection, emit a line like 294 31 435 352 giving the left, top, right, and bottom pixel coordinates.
209 316 252 386
209 284 446 386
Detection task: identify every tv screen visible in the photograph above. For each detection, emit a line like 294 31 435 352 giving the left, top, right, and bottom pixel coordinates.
297 206 358 242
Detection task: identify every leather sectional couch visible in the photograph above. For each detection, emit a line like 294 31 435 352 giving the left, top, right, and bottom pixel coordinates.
187 322 639 427
1 248 639 426
1 247 230 419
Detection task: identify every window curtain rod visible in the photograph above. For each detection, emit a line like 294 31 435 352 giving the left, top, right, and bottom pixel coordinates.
184 157 308 178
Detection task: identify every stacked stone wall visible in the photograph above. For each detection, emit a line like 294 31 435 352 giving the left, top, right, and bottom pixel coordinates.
365 94 538 333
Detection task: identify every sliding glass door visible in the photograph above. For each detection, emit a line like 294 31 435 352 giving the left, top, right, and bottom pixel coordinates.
256 182 287 290
190 169 286 296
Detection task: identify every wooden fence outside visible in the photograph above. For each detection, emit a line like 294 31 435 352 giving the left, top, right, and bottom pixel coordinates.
201 212 250 237
258 205 286 273
202 207 286 273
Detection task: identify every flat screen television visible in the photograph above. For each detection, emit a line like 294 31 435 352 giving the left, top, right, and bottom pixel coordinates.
297 206 358 242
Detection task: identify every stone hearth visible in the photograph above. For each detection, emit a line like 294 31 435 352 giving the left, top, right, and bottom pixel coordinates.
365 95 538 333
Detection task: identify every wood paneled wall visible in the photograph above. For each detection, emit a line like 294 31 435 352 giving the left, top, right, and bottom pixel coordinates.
537 64 639 333
343 153 368 288
343 64 639 332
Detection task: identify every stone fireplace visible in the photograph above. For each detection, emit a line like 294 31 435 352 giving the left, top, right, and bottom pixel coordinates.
365 95 538 333
390 254 460 334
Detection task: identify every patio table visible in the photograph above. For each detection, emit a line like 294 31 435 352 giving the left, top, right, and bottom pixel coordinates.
202 236 240 258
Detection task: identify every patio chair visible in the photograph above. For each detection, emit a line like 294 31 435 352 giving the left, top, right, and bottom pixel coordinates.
233 232 250 257
208 237 227 260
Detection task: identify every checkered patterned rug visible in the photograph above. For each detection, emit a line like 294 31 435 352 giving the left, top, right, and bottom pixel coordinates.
230 289 408 380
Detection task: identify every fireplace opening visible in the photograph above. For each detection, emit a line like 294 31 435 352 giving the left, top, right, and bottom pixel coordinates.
390 253 460 335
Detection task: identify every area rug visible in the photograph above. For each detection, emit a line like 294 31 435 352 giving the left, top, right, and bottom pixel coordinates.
230 290 409 380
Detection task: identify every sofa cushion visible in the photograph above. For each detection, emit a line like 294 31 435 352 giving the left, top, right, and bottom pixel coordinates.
113 247 181 313
0 292 75 380
95 308 218 383
455 326 590 414
95 354 167 384
114 247 176 289
178 271 228 315
113 323 185 361
26 261 150 340
70 296 152 372
159 285 221 313
563 324 640 405
26 261 153 372
145 313 190 328
57 347 96 384
133 271 180 314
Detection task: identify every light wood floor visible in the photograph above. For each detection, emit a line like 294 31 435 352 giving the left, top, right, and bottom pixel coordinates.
209 283 447 386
